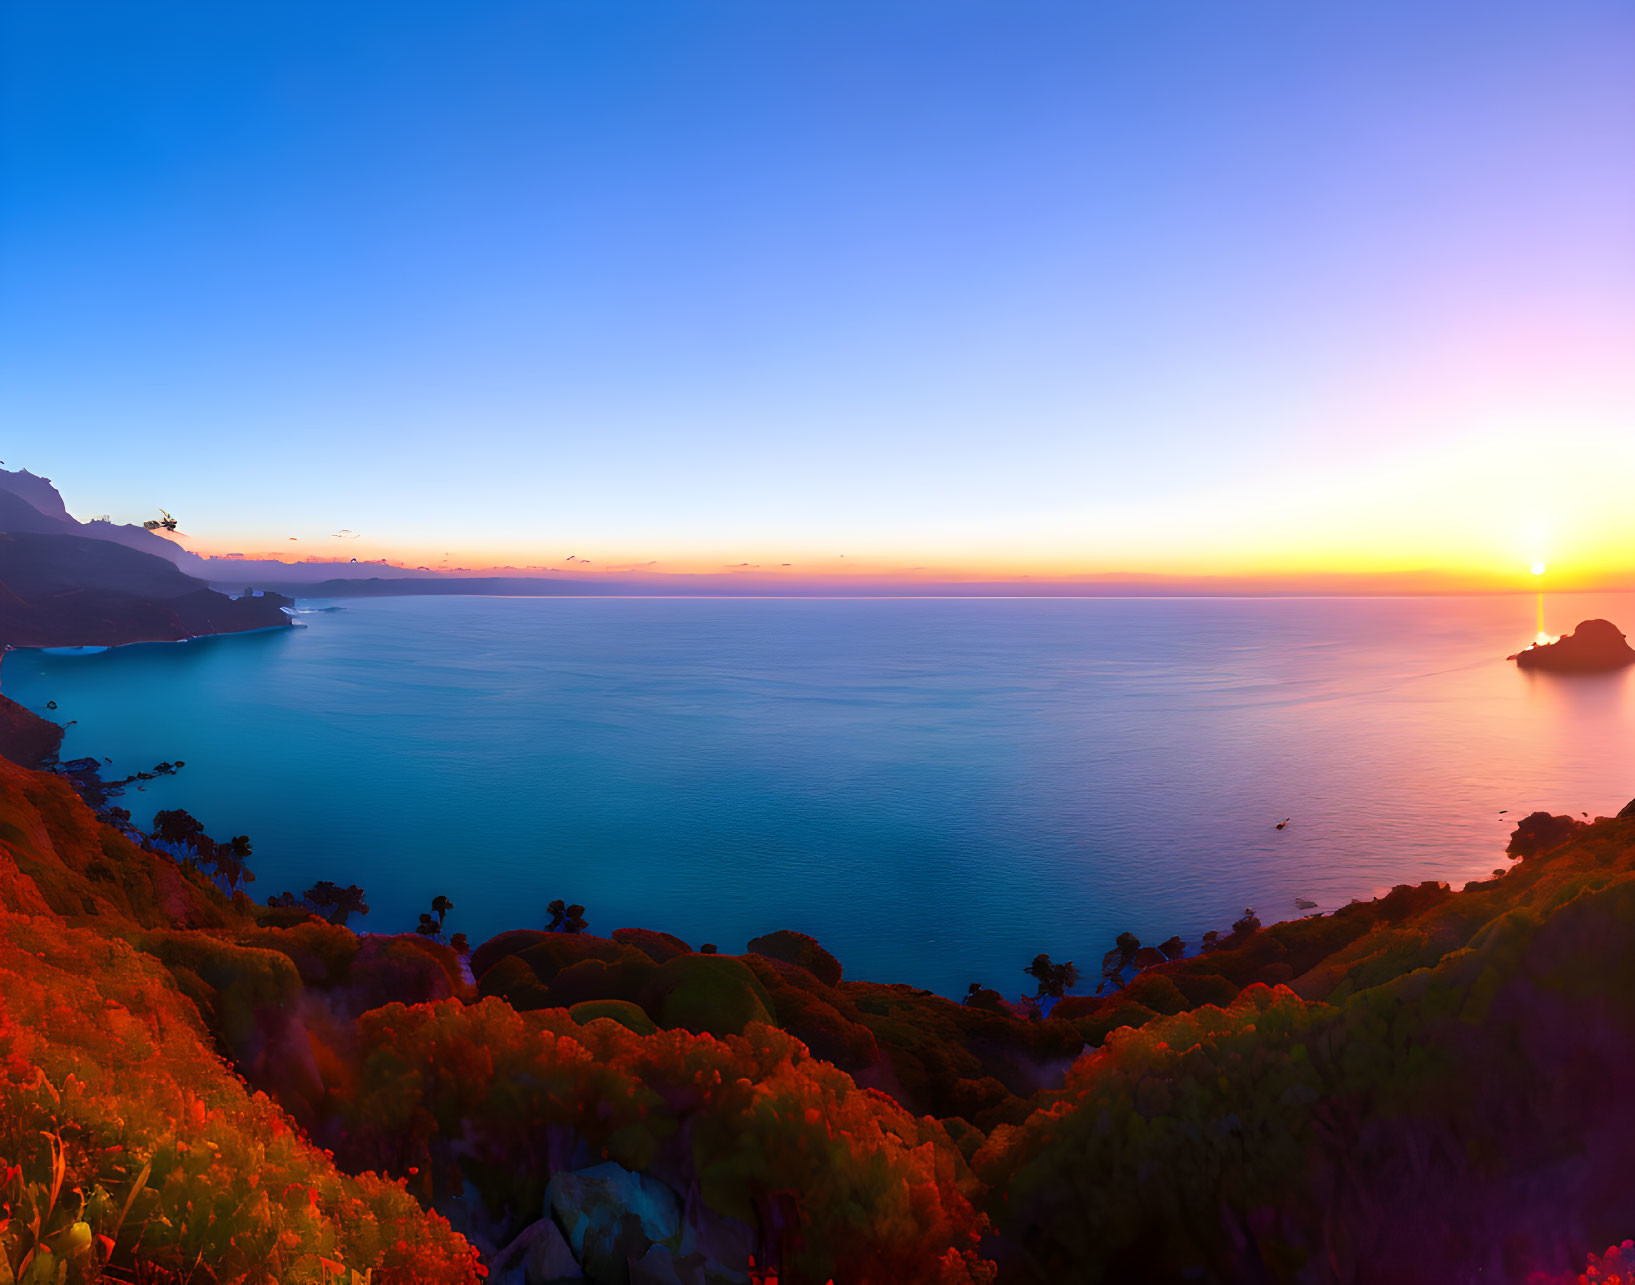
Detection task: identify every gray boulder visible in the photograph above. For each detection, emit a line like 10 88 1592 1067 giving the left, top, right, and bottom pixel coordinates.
546 1162 683 1282
488 1215 583 1284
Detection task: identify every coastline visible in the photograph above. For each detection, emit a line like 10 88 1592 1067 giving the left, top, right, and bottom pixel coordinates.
7 616 298 658
6 509 1635 1278
12 591 1635 1002
0 603 296 653
2 735 1634 1280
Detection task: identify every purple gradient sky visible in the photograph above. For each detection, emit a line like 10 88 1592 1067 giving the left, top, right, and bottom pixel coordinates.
3 2 1633 584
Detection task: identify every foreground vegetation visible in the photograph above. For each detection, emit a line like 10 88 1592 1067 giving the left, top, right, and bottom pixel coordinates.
2 748 1633 1282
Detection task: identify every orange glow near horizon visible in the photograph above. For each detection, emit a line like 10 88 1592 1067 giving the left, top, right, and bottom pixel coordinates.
167 417 1635 593
173 535 1635 594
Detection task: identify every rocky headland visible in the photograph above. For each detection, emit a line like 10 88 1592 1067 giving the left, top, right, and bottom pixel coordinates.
0 530 293 650
0 467 293 652
1509 617 1635 672
0 691 63 767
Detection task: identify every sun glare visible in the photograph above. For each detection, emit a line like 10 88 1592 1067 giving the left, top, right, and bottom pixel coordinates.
1530 561 1547 576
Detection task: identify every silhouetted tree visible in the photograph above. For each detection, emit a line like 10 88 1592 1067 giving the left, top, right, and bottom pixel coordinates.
203 833 254 892
1024 953 1080 999
1098 931 1145 994
448 932 470 956
546 899 589 933
299 880 370 926
416 913 441 937
700 943 718 954
150 808 205 851
1232 908 1262 936
431 894 453 927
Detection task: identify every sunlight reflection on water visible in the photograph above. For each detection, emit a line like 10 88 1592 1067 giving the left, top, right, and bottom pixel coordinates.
5 593 1633 997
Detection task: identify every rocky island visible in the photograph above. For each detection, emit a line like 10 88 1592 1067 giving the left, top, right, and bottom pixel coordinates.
1509 618 1635 672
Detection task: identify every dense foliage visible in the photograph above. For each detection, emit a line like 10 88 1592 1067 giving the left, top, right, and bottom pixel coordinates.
341 1000 992 1283
0 917 480 1284
5 746 1635 1281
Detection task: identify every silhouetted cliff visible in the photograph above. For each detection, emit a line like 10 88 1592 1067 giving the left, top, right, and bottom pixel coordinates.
0 531 291 648
0 468 207 570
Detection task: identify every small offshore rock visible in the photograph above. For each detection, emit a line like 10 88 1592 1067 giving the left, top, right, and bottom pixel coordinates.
1509 618 1635 671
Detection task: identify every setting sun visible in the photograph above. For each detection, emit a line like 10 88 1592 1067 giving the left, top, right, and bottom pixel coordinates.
4 5 1635 1281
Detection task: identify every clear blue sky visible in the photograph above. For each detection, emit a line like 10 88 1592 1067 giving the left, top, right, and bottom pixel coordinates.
4 2 1632 581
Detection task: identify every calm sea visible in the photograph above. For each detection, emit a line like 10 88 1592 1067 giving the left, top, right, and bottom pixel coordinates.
5 594 1633 998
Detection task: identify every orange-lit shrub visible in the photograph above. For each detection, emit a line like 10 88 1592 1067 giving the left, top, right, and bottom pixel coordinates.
0 917 480 1284
341 998 994 1283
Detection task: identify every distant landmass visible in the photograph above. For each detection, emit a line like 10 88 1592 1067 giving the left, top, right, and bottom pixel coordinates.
255 574 615 598
0 470 294 650
0 468 433 585
0 530 293 649
0 475 206 570
5 468 1626 601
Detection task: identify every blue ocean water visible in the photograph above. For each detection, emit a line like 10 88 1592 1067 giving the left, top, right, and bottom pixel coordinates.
5 594 1634 998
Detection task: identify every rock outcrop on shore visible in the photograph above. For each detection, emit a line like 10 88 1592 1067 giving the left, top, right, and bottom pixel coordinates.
1509 618 1635 672
0 691 62 767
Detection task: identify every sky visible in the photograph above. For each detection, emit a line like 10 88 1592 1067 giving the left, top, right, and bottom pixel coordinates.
3 1 1633 589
